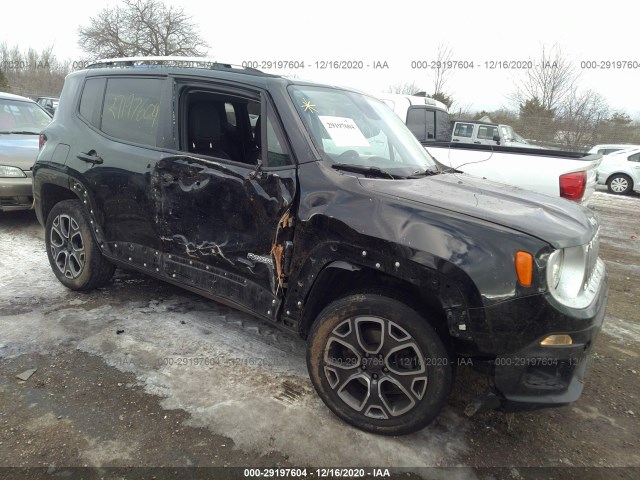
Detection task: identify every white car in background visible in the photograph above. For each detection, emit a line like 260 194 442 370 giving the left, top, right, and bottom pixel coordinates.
588 144 640 155
597 148 640 194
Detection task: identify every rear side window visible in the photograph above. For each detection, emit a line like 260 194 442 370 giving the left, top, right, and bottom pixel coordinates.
101 78 163 146
453 123 473 138
79 78 106 128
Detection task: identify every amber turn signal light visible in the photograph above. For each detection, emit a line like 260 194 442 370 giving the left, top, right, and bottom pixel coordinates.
541 334 573 346
515 251 533 287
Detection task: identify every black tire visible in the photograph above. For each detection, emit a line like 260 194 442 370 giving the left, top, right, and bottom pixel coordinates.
45 199 115 290
307 293 452 435
607 174 633 194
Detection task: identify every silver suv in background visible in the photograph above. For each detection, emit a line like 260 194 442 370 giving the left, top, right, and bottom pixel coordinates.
451 120 543 148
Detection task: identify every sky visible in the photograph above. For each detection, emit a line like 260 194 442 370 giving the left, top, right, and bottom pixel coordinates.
3 0 640 117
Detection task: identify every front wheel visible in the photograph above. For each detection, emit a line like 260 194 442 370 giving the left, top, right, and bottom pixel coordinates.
307 293 452 435
45 199 115 290
607 174 632 194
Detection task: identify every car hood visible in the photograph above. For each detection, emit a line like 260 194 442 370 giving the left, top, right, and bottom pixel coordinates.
358 173 598 249
0 135 40 171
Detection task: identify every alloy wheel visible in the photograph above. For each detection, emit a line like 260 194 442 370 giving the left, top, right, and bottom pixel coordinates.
323 316 428 419
49 214 86 279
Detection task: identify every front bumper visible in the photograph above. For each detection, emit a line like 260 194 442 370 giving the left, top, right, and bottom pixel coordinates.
469 266 609 411
0 174 33 211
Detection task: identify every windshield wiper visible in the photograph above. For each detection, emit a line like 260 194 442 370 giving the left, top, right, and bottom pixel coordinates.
331 163 399 179
406 168 443 178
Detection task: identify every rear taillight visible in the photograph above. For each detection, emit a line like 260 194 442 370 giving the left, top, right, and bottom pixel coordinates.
559 171 586 201
39 134 47 151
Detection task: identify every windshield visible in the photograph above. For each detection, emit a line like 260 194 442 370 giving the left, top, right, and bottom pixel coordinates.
0 99 51 134
289 85 438 177
501 125 529 144
513 131 528 144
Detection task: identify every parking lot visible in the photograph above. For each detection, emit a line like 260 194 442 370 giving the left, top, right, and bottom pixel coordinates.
1 188 639 479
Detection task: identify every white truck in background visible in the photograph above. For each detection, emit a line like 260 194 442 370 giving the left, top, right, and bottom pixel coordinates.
377 93 602 204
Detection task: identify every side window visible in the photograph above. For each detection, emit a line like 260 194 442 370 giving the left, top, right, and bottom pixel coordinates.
182 90 261 165
79 78 106 128
628 153 640 162
435 110 450 141
477 125 498 140
453 122 473 138
224 102 237 126
101 77 163 146
406 108 425 140
406 108 435 141
265 103 292 167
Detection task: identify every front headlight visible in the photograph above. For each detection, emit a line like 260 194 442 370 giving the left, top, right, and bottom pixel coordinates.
0 165 26 178
547 249 564 289
546 230 603 308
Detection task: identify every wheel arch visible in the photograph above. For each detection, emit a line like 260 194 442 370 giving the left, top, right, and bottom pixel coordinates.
38 183 79 225
33 167 82 226
297 259 471 355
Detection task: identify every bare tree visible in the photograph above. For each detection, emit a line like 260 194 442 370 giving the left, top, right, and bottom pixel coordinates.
511 44 580 112
449 103 474 120
0 69 9 92
432 43 453 96
387 81 422 95
77 0 209 59
0 42 69 98
556 88 610 149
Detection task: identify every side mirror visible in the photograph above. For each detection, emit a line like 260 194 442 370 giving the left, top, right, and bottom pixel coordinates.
492 134 501 145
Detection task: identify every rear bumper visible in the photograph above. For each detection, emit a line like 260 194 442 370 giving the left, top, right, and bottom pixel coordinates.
0 175 33 211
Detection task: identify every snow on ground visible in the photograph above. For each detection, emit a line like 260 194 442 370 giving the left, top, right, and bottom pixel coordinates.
0 221 471 471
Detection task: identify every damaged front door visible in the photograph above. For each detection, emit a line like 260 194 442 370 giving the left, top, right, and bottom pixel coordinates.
153 84 296 321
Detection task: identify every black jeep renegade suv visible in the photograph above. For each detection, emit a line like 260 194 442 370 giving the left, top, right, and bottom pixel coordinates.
33 57 608 435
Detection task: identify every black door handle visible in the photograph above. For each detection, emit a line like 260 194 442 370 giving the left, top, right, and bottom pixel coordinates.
77 151 103 165
473 141 481 144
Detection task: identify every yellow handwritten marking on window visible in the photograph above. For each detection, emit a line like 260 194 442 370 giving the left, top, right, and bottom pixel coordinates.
105 93 161 128
301 99 317 113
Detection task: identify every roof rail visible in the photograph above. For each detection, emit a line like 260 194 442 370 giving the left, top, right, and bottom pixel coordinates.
86 56 263 73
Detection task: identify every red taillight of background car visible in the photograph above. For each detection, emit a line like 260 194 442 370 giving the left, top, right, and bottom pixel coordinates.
559 171 587 201
39 134 47 151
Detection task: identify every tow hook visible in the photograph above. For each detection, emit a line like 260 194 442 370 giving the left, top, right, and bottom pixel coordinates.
464 387 502 417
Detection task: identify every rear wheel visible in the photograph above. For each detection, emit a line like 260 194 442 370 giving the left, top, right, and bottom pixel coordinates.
607 174 632 194
307 293 452 435
45 199 115 290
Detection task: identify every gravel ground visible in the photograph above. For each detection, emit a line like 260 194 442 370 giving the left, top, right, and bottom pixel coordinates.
0 187 638 480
